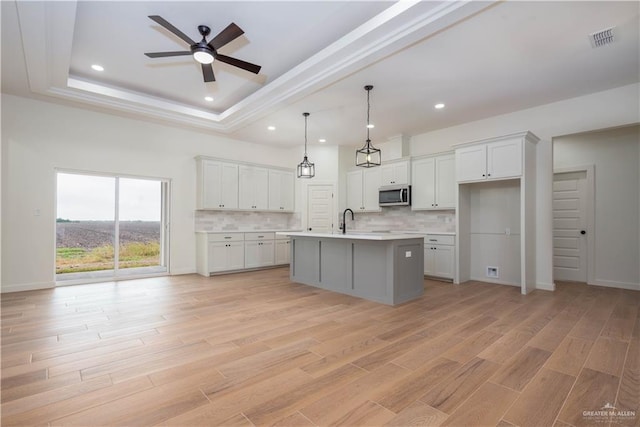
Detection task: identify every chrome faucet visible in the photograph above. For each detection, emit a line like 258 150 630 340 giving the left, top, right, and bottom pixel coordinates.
341 208 354 234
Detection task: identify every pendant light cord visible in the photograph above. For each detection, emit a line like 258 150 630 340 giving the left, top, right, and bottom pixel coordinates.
303 112 309 157
366 88 371 143
364 85 373 147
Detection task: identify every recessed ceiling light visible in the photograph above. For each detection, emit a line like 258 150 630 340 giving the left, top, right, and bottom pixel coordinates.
267 126 276 131
366 124 375 129
91 64 104 72
319 139 326 143
434 103 445 109
204 96 214 102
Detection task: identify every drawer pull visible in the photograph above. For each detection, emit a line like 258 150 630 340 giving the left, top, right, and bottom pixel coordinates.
224 237 232 239
428 239 437 242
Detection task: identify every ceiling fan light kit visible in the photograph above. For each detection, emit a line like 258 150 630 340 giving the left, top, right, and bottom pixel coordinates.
144 15 261 83
297 112 315 179
193 49 214 64
356 85 381 168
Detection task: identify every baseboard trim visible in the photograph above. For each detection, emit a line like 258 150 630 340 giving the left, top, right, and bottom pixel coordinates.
536 282 556 291
469 276 519 287
170 268 196 276
590 279 640 291
1 281 55 294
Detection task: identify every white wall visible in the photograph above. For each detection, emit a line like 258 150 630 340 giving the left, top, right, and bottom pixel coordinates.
408 82 640 290
467 180 521 286
0 94 298 292
554 125 640 290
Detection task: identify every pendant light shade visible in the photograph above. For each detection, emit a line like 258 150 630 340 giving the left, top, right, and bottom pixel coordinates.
297 112 315 178
356 85 381 168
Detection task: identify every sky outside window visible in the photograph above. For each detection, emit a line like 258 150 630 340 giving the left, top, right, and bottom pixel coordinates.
57 173 160 221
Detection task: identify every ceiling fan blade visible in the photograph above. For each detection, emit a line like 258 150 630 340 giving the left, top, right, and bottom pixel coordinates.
148 15 196 45
202 63 216 82
215 54 261 74
145 51 192 58
208 22 244 50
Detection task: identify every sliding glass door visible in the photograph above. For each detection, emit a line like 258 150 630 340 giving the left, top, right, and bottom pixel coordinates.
56 171 169 282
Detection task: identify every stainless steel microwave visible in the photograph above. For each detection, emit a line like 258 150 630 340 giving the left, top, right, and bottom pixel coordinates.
379 185 411 206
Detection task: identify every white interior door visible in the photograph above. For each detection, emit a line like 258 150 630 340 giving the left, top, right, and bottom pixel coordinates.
307 184 334 233
553 171 588 282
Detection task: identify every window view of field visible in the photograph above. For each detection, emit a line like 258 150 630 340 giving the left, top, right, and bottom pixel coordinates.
56 220 161 274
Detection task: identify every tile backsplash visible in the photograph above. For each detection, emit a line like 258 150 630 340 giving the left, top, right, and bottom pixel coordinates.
195 211 301 231
195 207 454 233
346 207 455 232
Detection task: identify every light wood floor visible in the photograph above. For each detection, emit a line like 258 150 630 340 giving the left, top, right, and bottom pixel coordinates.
1 268 638 426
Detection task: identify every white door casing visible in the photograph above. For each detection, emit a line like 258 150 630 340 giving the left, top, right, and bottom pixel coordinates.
306 184 334 233
553 170 589 282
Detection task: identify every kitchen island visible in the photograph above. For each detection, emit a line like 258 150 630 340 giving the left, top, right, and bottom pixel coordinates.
277 231 424 305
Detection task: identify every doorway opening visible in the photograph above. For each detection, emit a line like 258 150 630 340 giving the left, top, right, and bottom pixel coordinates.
55 171 170 283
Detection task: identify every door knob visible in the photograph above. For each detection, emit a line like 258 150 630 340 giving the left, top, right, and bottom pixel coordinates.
580 230 586 235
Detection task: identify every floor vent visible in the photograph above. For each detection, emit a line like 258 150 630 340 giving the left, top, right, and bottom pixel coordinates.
590 27 615 48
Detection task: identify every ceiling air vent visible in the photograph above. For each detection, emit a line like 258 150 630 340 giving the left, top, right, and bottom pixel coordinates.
589 27 615 48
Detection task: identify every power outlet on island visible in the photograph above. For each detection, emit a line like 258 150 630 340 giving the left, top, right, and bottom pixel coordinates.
486 266 499 278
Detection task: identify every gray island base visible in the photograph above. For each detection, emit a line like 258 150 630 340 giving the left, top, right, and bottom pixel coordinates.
278 232 425 305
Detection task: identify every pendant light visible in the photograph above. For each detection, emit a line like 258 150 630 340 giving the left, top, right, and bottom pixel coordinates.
356 85 381 168
297 112 315 178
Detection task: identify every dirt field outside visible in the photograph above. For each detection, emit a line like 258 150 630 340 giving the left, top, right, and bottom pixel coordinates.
56 221 161 273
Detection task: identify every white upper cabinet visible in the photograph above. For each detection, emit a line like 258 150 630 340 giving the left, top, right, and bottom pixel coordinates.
455 138 523 182
196 156 294 212
239 165 269 210
411 154 455 210
487 139 523 179
380 160 409 186
196 158 239 209
347 168 381 211
435 155 456 208
268 169 294 212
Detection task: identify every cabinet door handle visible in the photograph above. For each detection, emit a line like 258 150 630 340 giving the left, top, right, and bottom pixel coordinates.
487 173 491 177
482 174 486 177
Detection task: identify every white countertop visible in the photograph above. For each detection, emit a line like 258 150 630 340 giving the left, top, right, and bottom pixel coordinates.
198 229 454 237
196 229 303 234
277 231 426 241
395 230 456 236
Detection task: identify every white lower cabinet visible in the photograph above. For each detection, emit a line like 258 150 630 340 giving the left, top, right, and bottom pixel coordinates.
275 237 291 265
423 234 455 280
197 232 292 276
196 233 245 275
244 232 275 269
209 241 245 273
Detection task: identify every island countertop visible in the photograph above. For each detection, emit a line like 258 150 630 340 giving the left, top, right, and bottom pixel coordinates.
276 231 425 241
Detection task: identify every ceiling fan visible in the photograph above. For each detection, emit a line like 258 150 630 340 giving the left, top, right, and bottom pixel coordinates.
144 15 262 83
